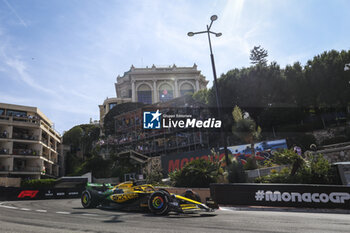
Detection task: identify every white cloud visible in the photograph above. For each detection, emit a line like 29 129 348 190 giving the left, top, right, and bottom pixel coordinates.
2 0 28 28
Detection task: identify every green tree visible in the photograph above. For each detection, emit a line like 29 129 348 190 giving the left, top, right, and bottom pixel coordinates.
273 149 305 176
227 158 246 183
73 150 114 178
192 88 210 105
63 126 83 151
250 45 268 65
169 159 222 188
256 150 340 185
232 106 261 165
63 124 100 175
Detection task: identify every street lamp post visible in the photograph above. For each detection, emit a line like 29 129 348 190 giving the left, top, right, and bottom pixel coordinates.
188 15 229 166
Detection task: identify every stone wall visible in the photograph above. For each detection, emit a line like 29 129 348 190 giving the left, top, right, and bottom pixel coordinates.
245 165 287 182
312 126 347 145
0 177 21 187
314 142 350 163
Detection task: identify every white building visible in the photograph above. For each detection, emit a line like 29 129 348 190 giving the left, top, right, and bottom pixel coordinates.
0 103 61 179
99 64 208 122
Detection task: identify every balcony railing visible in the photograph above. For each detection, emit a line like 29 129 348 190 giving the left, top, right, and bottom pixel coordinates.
0 148 10 154
0 166 10 171
0 115 40 125
12 149 39 156
13 167 42 172
42 154 50 160
42 139 49 146
12 134 39 141
0 133 9 139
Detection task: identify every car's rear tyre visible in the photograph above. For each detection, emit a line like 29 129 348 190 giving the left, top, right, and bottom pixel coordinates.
158 188 170 195
148 191 170 215
81 190 99 208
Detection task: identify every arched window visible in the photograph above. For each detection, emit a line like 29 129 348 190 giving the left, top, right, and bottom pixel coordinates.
158 83 173 102
180 83 195 96
137 84 152 104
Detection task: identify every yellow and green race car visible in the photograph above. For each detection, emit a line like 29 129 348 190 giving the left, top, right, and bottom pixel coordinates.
81 181 214 215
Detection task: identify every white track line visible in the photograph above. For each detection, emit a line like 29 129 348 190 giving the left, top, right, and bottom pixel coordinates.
1 202 98 217
0 205 18 209
35 209 47 213
56 211 71 215
82 213 98 216
20 208 31 211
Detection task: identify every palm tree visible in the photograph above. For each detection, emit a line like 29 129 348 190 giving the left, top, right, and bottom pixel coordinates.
232 106 261 163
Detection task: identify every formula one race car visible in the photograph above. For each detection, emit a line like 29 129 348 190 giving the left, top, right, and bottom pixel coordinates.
81 181 214 215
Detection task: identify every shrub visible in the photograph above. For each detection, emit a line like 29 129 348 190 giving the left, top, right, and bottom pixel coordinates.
73 156 112 178
146 169 163 185
21 179 56 189
227 159 246 183
243 157 258 170
169 159 221 188
256 150 340 184
263 159 275 168
308 154 337 184
273 149 304 176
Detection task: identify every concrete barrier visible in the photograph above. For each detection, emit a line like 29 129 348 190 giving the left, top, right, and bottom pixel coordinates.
210 183 350 209
0 187 84 201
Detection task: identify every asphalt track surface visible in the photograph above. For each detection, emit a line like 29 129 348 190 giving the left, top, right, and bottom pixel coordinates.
0 199 350 233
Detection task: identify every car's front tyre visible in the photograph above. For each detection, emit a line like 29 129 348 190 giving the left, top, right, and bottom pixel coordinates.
148 191 170 215
81 190 99 208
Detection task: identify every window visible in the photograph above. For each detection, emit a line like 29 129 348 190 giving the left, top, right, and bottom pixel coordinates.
109 103 117 110
0 109 4 115
159 83 173 102
180 83 195 96
137 84 152 104
6 110 27 117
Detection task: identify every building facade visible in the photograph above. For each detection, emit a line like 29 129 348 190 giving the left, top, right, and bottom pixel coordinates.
99 97 131 127
99 64 208 122
0 103 61 179
99 95 211 158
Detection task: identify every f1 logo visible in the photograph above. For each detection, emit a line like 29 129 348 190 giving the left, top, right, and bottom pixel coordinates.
18 190 39 198
143 110 161 129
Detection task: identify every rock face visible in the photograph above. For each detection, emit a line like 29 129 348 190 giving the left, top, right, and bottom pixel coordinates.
314 142 350 163
311 126 347 145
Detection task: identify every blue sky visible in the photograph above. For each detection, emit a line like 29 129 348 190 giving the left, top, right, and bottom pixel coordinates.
0 0 350 134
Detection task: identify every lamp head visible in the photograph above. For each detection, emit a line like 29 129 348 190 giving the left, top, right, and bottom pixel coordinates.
187 32 194 37
216 33 222 37
210 15 218 21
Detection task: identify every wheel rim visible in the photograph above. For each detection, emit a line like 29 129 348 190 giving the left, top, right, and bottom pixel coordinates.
82 193 89 205
152 196 164 209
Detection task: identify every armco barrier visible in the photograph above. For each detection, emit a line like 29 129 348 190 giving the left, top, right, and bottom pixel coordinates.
0 187 84 201
210 183 350 209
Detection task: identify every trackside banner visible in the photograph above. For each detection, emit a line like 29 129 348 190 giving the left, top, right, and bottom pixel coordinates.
210 183 350 209
0 187 83 201
161 149 225 174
